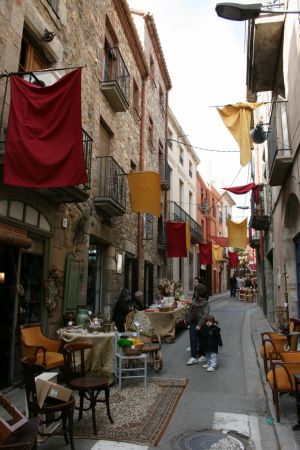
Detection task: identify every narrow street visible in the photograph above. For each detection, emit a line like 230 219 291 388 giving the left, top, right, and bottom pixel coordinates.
34 295 296 450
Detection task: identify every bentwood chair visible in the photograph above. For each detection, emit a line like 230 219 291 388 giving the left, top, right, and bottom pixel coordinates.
63 342 114 435
21 356 75 449
20 323 64 370
267 351 300 422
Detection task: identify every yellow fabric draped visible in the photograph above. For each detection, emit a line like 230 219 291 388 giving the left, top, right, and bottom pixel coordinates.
186 223 191 250
128 171 161 217
212 244 223 262
217 102 262 166
228 218 248 249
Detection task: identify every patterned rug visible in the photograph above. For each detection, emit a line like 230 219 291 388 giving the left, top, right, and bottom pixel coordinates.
58 377 188 445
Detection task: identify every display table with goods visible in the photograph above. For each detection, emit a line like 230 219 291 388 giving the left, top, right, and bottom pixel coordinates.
57 327 115 379
144 301 190 343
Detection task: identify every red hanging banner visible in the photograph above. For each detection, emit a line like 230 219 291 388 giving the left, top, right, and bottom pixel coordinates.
4 69 87 188
222 182 256 195
228 251 238 268
166 222 187 257
209 236 229 247
199 242 212 265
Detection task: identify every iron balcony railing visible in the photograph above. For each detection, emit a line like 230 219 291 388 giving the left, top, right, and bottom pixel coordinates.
168 201 202 243
96 156 127 211
103 47 130 105
267 100 291 171
250 184 269 231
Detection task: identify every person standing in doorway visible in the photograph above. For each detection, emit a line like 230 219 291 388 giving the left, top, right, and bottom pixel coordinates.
112 288 132 332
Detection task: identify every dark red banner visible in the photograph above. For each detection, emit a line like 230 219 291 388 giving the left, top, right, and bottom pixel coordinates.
166 222 187 257
222 182 256 195
199 242 212 265
228 251 238 268
4 69 87 188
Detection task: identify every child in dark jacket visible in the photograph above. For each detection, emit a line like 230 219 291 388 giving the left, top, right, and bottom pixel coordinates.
201 315 223 372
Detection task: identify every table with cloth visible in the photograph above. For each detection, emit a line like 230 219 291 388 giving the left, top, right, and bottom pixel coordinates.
145 303 189 343
57 328 115 379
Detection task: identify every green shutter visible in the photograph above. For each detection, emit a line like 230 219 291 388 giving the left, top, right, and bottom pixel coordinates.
63 254 81 313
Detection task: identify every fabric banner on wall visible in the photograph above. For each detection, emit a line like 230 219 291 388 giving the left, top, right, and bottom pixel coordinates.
212 244 223 262
228 218 248 249
166 222 187 257
222 182 256 195
199 242 212 265
4 69 87 187
228 251 238 268
209 236 228 247
217 102 262 166
128 171 161 217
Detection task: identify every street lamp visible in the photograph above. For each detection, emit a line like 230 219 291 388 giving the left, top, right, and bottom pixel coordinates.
215 2 300 21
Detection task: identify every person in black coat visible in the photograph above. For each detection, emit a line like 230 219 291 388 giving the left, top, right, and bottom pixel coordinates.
229 274 238 297
201 315 223 372
112 288 132 332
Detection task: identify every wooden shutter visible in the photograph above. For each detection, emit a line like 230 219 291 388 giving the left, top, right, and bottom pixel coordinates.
63 255 81 313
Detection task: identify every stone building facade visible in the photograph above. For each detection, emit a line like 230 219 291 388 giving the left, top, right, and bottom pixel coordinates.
0 0 171 387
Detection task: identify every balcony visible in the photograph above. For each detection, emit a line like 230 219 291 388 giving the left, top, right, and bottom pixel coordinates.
159 156 170 191
157 217 166 250
168 201 202 244
94 156 126 217
249 185 269 231
249 228 260 249
247 13 284 93
101 47 130 112
268 101 293 186
0 129 92 203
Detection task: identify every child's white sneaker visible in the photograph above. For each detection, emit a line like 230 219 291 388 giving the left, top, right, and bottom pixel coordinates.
187 357 198 365
198 356 206 362
206 367 216 372
202 364 209 368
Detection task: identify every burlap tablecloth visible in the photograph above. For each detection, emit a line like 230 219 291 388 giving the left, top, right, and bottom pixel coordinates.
145 304 189 342
57 328 115 375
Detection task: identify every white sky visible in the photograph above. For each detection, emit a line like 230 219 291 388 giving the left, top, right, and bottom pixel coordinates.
129 0 253 217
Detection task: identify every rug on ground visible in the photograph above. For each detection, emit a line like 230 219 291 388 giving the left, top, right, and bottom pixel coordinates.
56 377 188 445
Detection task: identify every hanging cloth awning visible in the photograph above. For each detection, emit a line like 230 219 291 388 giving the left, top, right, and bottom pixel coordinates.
0 223 32 248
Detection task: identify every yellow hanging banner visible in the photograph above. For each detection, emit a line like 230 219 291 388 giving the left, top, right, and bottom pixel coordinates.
217 102 262 166
128 171 161 217
228 218 248 249
212 244 223 262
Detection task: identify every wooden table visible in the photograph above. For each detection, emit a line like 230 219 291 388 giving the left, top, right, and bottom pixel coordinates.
57 328 115 378
145 304 189 343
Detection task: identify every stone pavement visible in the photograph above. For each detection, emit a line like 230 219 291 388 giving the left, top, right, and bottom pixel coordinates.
2 293 300 450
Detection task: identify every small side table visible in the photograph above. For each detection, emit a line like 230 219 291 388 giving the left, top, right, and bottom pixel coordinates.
293 374 300 430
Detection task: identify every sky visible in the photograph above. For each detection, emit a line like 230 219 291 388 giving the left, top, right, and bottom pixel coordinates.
129 0 253 216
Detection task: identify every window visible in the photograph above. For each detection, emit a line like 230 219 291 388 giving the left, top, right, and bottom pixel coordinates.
19 36 48 72
168 129 173 150
99 119 112 157
159 86 165 113
212 200 216 217
148 116 154 150
150 54 155 86
179 180 184 205
179 146 184 166
189 161 193 178
189 191 193 216
132 79 140 121
218 210 223 224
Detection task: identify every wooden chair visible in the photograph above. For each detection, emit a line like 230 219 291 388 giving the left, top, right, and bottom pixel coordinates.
239 289 246 301
63 342 114 435
21 356 75 449
260 332 288 377
267 351 300 422
20 323 64 370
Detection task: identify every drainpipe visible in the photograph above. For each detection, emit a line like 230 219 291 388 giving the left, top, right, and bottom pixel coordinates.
137 78 147 287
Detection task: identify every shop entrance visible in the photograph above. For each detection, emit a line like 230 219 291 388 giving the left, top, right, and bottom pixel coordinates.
0 244 44 388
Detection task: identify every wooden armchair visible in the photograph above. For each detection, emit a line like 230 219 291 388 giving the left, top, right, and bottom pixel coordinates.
20 323 64 370
267 351 300 422
260 332 288 377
